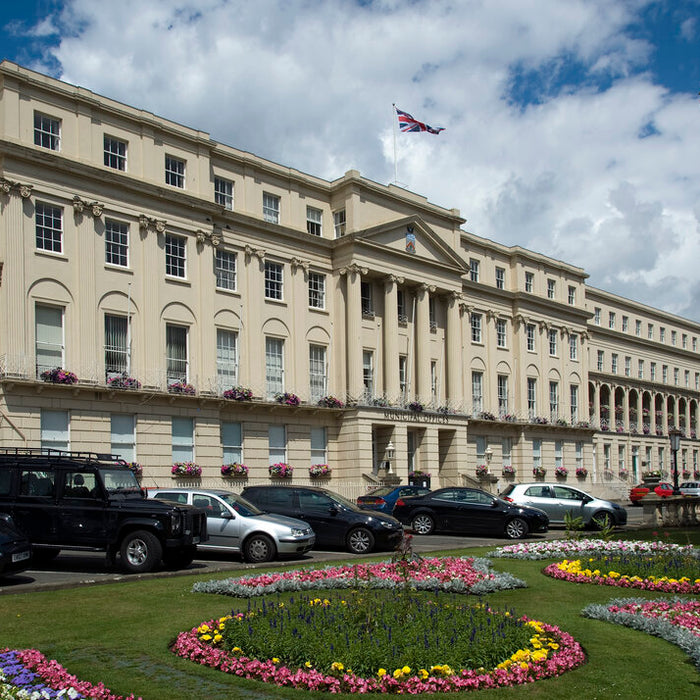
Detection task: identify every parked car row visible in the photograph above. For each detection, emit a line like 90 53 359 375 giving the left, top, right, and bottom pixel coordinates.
629 480 700 504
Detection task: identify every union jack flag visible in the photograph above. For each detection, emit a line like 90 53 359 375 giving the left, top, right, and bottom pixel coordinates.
395 107 444 134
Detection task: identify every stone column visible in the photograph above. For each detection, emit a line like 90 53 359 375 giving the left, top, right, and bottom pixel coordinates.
342 264 364 401
415 284 432 402
445 291 462 409
623 388 629 432
383 275 401 403
243 244 266 395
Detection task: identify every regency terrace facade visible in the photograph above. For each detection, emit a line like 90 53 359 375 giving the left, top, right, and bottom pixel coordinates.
1 60 699 500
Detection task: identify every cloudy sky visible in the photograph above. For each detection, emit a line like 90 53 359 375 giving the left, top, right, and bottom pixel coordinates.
2 0 699 320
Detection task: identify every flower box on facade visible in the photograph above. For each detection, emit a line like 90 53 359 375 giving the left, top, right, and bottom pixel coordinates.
222 386 253 401
171 462 202 477
408 472 431 488
309 464 331 478
40 368 78 385
221 463 249 477
269 463 293 478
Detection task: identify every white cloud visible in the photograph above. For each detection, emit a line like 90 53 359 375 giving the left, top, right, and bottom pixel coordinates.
27 0 700 320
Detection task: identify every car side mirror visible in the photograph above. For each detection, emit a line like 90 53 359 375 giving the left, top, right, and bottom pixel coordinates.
220 511 233 519
328 506 338 516
490 500 499 508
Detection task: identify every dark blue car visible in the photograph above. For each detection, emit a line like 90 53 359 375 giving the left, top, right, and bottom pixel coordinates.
356 485 431 515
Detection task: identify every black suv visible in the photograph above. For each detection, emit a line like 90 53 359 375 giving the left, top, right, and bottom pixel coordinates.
0 449 207 573
241 485 404 554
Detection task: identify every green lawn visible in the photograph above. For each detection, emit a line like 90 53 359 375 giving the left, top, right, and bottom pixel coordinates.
2 530 699 699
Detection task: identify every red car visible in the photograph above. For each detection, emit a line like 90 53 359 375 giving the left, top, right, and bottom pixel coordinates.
629 482 674 504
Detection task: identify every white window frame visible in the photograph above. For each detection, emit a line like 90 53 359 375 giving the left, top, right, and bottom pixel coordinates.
526 324 536 352
308 272 325 309
469 259 479 282
222 422 243 465
496 318 507 348
105 313 129 378
568 286 576 305
611 353 618 374
264 261 283 300
333 209 346 237
41 409 69 451
215 249 237 290
172 417 194 463
547 279 555 299
104 135 127 171
111 414 135 462
549 381 559 421
548 328 557 356
35 202 63 254
35 304 64 377
497 374 508 415
105 219 129 267
165 234 186 278
263 192 280 224
306 206 322 236
214 177 234 210
309 344 327 402
495 267 505 290
471 313 482 343
362 350 374 401
216 328 238 391
527 377 537 417
471 371 483 415
265 337 284 398
569 334 578 360
166 323 188 384
525 271 534 293
570 385 579 424
311 427 327 464
165 155 185 188
34 112 60 150
269 424 287 464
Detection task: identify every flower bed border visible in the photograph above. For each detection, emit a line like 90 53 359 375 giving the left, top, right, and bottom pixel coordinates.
544 559 700 594
489 538 695 561
171 615 585 693
582 597 700 669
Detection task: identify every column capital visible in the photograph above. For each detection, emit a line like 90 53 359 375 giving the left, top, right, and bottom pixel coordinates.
195 228 222 247
291 257 311 273
139 214 167 234
72 196 103 218
338 263 368 276
0 178 33 198
386 274 404 285
244 244 266 261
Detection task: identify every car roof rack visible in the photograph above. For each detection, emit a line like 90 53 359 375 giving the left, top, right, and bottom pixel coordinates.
0 447 124 465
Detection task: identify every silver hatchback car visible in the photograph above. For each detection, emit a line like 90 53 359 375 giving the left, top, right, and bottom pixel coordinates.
146 487 315 563
499 482 627 529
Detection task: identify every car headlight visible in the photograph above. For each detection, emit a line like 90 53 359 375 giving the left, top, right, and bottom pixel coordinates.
290 528 307 537
380 520 399 529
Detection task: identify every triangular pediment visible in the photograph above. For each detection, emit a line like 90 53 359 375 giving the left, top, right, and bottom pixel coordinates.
342 216 468 272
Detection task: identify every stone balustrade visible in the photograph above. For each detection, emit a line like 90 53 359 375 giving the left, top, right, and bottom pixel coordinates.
641 496 700 527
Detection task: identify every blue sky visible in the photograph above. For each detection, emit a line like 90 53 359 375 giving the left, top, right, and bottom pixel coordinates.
1 0 700 320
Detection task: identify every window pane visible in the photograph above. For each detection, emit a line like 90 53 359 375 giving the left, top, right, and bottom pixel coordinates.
35 202 62 253
105 219 129 266
41 409 69 451
111 414 135 461
36 304 63 375
105 314 129 376
172 417 194 462
217 329 238 390
166 325 188 382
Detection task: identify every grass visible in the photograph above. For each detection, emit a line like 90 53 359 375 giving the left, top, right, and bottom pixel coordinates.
1 529 699 699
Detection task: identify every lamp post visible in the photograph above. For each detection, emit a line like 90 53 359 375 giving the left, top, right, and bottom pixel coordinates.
669 428 682 495
484 446 493 473
386 440 395 474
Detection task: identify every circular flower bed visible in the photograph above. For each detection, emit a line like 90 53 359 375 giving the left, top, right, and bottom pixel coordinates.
172 603 585 693
191 556 526 597
0 648 139 699
582 597 700 669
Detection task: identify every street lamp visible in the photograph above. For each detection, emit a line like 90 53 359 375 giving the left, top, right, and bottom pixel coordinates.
386 441 395 473
484 446 493 472
669 428 682 495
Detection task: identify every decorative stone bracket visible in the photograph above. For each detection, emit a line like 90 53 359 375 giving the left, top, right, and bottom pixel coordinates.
72 196 103 218
0 178 33 198
139 215 167 235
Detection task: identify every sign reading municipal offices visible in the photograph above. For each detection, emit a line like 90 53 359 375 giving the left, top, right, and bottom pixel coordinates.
383 409 450 424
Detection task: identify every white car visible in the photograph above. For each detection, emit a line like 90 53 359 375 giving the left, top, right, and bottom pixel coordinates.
680 481 700 496
146 487 315 563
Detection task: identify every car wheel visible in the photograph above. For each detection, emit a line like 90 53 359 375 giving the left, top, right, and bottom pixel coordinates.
346 527 375 554
411 513 435 535
119 530 162 573
244 534 276 563
162 546 196 570
505 517 529 539
592 511 613 530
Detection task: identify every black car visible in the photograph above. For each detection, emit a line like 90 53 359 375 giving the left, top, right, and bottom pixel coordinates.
241 485 404 554
0 513 32 578
392 486 549 539
0 448 207 574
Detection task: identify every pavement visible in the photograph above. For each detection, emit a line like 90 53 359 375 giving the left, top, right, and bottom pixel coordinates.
0 506 644 596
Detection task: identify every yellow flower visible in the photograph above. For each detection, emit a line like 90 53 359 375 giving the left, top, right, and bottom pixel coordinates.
200 634 212 641
402 665 411 675
419 669 429 679
197 624 210 633
232 647 242 654
213 634 223 643
393 668 403 679
272 657 280 664
331 661 344 672
377 668 387 677
304 661 312 668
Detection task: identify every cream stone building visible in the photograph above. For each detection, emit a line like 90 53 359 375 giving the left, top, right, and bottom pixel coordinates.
1 61 698 499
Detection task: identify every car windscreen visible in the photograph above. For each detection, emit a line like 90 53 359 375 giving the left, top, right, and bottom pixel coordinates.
219 492 263 517
98 467 142 495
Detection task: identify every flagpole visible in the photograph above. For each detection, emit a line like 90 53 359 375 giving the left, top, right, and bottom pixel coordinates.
392 103 398 185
